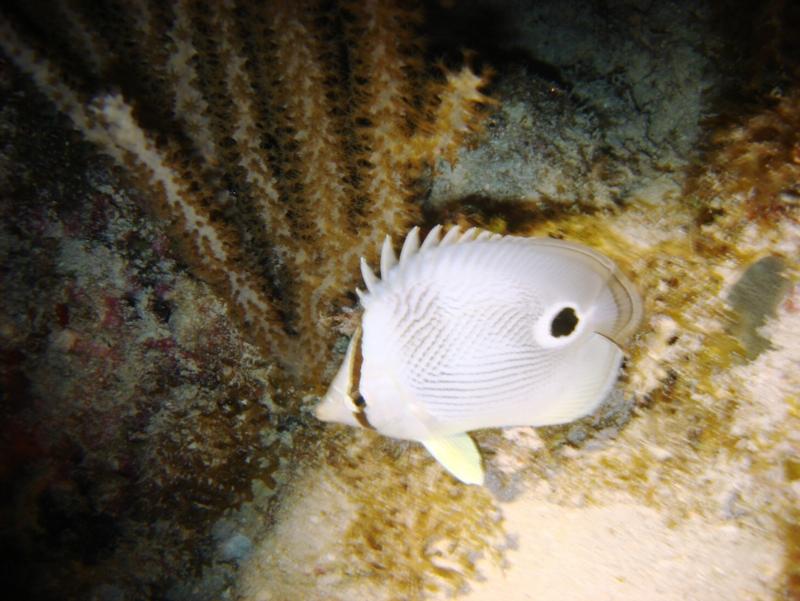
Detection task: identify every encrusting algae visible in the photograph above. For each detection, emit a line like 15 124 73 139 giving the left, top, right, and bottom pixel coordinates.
239 429 506 600
236 81 800 597
2 1 800 600
461 85 799 596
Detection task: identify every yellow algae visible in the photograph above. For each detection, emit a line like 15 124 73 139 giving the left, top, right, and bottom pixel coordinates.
239 428 506 601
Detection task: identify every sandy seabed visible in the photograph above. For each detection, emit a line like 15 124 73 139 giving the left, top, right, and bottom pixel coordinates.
457 491 780 601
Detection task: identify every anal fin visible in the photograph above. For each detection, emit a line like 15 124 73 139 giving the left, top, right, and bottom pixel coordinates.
422 433 484 485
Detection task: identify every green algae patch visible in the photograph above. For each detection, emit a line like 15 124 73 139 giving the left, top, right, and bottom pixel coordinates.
727 256 790 360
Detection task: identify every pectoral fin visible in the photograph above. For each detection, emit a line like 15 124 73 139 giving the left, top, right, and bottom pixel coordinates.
422 433 484 485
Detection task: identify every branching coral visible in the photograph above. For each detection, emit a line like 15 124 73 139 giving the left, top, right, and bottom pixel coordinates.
0 0 492 382
0 2 496 599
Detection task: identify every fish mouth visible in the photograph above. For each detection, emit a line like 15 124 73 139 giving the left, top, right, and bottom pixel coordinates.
314 327 364 427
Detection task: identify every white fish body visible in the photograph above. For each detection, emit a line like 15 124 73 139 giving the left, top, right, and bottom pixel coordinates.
316 225 642 485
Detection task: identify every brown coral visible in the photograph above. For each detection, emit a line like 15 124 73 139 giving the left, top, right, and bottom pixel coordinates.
0 0 493 383
0 2 496 599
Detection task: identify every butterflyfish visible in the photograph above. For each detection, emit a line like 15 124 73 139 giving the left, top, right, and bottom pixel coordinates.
315 225 642 485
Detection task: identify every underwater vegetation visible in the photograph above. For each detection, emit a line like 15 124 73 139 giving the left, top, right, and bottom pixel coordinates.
0 0 499 599
1 0 799 600
0 0 493 379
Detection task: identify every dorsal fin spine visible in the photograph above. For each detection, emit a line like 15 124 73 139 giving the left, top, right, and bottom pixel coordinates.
399 226 421 265
357 224 497 304
360 257 379 292
440 226 462 246
380 235 397 279
458 227 479 243
420 224 443 251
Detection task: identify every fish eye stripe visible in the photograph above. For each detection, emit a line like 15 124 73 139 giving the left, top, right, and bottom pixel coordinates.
349 334 374 429
352 395 375 430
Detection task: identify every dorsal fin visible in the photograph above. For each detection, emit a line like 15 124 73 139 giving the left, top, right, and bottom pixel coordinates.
458 227 479 243
439 226 462 246
356 225 503 305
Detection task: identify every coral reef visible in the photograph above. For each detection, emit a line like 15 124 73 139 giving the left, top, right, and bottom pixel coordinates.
2 1 800 600
235 2 800 599
426 0 741 213
0 0 492 378
0 77 297 597
688 88 800 225
1 1 498 599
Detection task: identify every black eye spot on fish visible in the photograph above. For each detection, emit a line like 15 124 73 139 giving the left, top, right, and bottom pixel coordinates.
551 307 579 337
354 394 366 408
